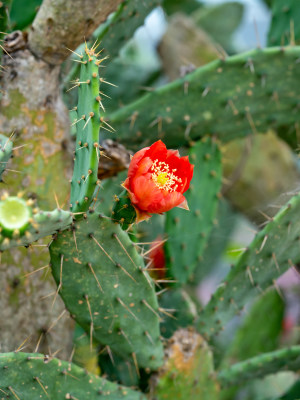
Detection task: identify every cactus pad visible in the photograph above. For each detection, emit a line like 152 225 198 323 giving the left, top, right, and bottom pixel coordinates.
70 45 104 213
164 137 222 283
0 195 72 251
218 345 300 387
49 212 164 369
106 46 300 149
0 352 146 399
196 191 300 339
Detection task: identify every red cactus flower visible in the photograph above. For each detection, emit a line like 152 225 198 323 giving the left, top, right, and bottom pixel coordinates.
123 140 194 221
148 236 166 280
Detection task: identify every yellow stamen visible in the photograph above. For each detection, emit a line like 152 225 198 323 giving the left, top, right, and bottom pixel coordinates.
151 160 182 192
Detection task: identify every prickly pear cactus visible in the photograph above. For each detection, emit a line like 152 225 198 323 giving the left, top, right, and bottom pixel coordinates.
1 1 300 400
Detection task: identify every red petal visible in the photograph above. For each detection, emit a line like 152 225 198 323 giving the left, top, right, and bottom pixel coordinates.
130 175 164 211
127 147 149 180
148 191 187 214
144 140 167 161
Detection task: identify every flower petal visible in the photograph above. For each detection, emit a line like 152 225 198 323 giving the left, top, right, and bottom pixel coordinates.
127 147 149 179
130 175 164 211
144 140 167 161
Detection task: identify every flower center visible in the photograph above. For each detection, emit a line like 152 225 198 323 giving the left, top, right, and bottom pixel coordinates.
151 160 182 192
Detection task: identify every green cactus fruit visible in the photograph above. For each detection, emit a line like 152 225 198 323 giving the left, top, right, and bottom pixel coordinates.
164 136 222 284
49 211 164 370
152 328 219 399
0 351 146 399
218 345 300 387
196 191 300 340
0 134 13 181
105 46 300 149
0 195 31 238
112 189 137 230
70 45 104 214
0 195 72 251
268 0 300 46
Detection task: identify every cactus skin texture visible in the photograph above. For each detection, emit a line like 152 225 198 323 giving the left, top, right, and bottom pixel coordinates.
268 0 300 46
49 211 164 370
0 134 13 181
196 192 300 340
0 352 146 399
105 47 300 149
70 45 103 214
152 328 219 399
164 136 222 284
217 346 300 387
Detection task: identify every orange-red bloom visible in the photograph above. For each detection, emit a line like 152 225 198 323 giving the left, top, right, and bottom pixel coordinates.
123 140 194 221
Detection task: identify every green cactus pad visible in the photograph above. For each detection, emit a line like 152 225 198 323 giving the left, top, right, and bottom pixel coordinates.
153 329 219 399
70 46 103 214
159 289 198 339
0 134 13 181
49 212 164 370
196 192 300 339
218 346 300 387
164 137 222 284
105 46 300 149
268 0 300 46
0 352 146 399
0 201 72 251
222 289 285 366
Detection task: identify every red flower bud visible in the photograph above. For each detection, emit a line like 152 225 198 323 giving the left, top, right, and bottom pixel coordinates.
148 236 166 280
123 140 194 221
